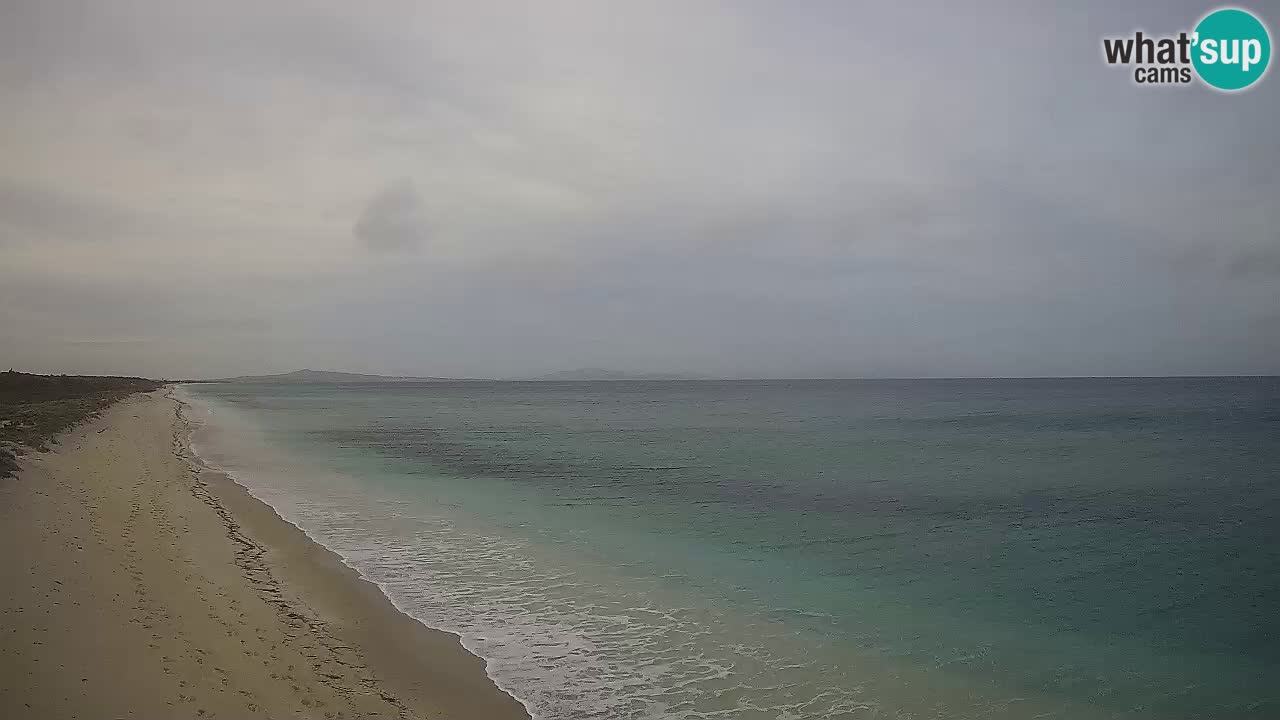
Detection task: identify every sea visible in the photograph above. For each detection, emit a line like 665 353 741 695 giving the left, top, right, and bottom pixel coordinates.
177 377 1280 719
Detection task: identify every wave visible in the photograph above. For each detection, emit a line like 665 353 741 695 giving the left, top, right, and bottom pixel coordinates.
173 386 908 719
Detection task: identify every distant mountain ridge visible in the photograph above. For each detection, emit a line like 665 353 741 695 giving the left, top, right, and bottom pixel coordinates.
201 368 703 383
209 369 453 383
527 368 700 381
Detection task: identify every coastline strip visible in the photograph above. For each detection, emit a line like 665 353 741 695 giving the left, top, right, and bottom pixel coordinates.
0 390 529 719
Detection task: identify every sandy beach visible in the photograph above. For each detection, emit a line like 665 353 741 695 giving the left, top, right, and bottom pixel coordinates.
0 390 529 720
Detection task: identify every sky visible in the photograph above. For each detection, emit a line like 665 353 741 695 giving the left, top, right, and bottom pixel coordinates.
1 0 1278 379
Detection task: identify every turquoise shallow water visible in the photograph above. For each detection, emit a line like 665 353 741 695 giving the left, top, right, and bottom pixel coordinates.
182 378 1280 719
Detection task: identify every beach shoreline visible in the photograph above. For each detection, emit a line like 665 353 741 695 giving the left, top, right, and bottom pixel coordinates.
0 389 529 719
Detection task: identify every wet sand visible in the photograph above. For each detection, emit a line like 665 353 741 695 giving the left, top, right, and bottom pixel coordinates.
0 390 529 719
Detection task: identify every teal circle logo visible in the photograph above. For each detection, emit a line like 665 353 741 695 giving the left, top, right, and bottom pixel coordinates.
1192 8 1271 91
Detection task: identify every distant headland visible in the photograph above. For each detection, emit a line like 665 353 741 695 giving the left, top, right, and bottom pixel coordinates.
194 368 702 383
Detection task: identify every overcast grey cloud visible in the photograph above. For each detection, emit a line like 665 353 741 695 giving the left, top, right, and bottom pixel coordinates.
354 179 432 250
1 0 1277 378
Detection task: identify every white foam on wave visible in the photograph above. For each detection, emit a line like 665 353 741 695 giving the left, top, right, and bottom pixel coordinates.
175 386 894 720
